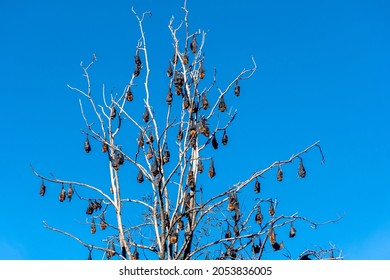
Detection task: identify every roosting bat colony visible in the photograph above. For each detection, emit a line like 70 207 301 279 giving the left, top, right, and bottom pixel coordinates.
32 1 341 260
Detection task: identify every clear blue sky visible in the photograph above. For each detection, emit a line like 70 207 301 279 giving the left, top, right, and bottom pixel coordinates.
0 0 389 260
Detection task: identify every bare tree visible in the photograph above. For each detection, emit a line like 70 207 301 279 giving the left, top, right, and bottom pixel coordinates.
32 1 342 260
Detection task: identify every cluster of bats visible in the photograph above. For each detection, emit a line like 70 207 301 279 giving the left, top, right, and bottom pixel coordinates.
39 179 107 232
39 182 74 202
252 159 305 253
37 29 313 260
86 200 106 236
77 32 244 192
218 157 307 258
276 158 307 182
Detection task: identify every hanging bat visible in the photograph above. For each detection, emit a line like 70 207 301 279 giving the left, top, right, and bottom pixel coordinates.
155 174 162 189
117 151 125 165
218 96 227 112
225 225 232 239
135 54 142 67
198 117 210 137
201 94 209 110
134 53 142 67
117 150 124 165
172 51 178 65
184 228 192 241
106 242 115 260
162 212 170 228
228 200 236 212
230 250 237 259
189 133 197 149
182 95 190 110
134 66 141 77
102 142 108 153
224 244 236 259
86 200 94 215
177 127 183 141
187 177 195 191
197 118 205 135
234 80 240 97
67 184 73 201
277 166 283 182
100 216 107 230
269 202 275 216
147 131 154 144
111 153 120 171
175 86 183 95
137 169 144 183
232 209 240 223
84 136 91 153
254 178 260 193
255 207 263 224
211 134 218 149
252 239 261 254
252 244 260 255
183 52 189 65
174 71 184 87
106 249 114 260
120 246 127 259
298 158 306 178
198 159 204 174
199 63 205 79
227 192 239 211
155 150 161 164
289 223 296 238
208 158 216 178
132 247 139 260
90 218 96 234
106 251 113 260
126 86 133 101
272 241 284 251
190 35 197 54
87 249 92 260
110 106 116 120
299 254 311 260
151 158 159 177
39 179 46 196
184 192 193 213
233 224 239 237
147 146 153 159
142 108 149 123
188 119 196 136
178 218 184 231
166 87 173 105
163 144 170 164
93 200 102 211
167 62 173 77
187 170 194 180
138 132 144 147
222 130 228 145
188 100 198 114
59 184 66 202
204 125 210 137
170 232 178 244
269 226 276 245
